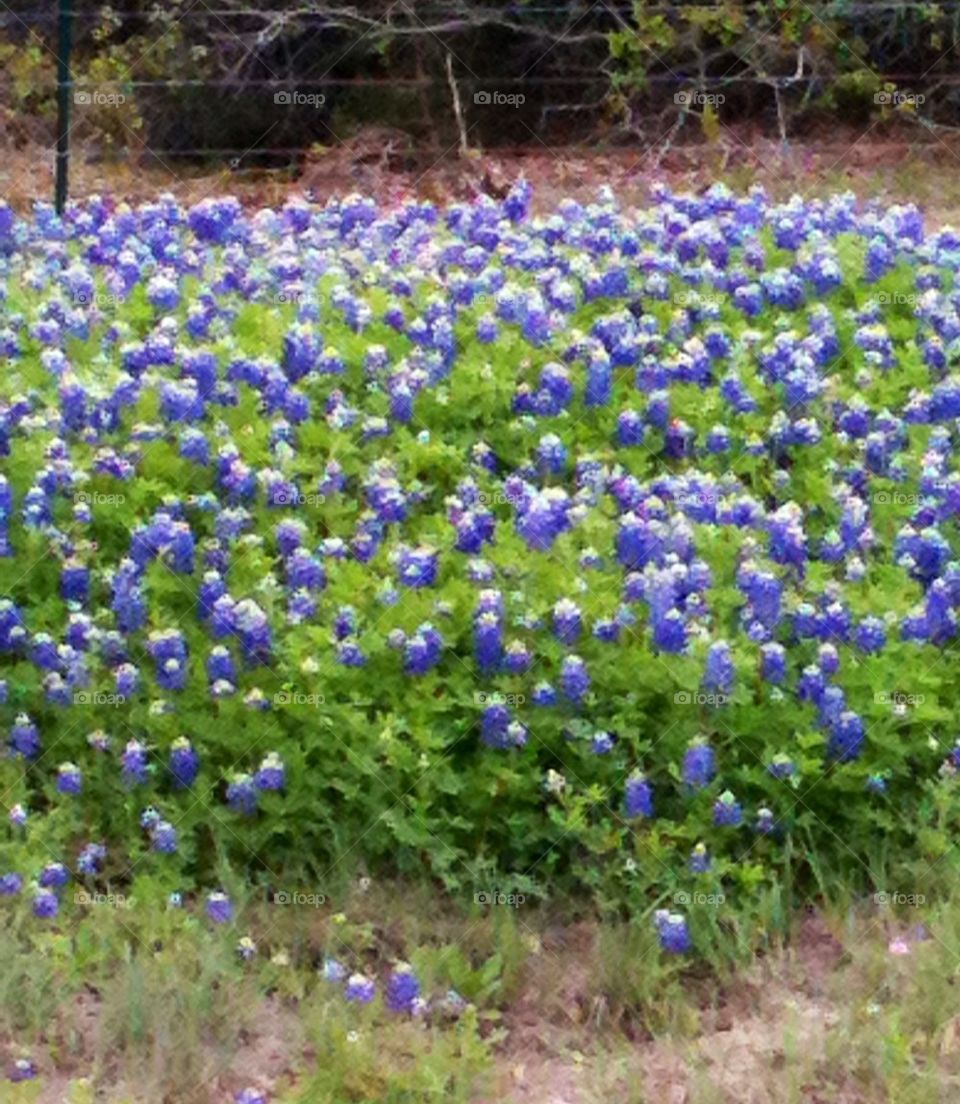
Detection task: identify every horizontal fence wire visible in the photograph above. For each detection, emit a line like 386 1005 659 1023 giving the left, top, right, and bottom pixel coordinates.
9 2 960 14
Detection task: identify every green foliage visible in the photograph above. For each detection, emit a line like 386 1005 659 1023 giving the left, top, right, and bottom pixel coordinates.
1 246 958 935
3 0 958 156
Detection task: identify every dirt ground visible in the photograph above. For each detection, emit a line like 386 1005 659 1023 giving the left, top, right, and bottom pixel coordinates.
6 132 960 219
477 914 851 1104
23 912 895 1104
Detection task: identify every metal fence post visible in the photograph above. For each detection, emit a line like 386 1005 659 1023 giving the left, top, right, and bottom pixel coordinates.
55 0 73 214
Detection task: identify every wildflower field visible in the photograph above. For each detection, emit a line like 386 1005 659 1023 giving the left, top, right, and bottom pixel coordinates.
3 182 960 1101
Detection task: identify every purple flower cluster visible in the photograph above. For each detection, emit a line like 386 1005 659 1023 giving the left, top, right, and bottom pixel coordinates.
0 182 957 922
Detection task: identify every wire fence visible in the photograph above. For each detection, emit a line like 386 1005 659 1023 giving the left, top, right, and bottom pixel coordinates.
3 0 960 207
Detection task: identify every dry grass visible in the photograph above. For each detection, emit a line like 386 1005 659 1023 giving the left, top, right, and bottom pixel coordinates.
8 133 960 221
5 891 960 1103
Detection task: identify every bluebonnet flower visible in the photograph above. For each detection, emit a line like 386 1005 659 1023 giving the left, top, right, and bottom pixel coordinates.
552 598 582 645
760 641 786 684
531 681 557 707
39 862 69 889
336 639 366 666
188 196 242 244
332 606 357 640
151 820 178 853
477 314 498 343
345 973 376 1003
515 488 572 551
797 664 826 706
682 739 715 789
385 963 421 1012
206 891 233 924
0 872 22 895
206 645 236 684
289 589 318 629
169 736 200 788
8 1057 37 1082
33 889 59 919
87 728 110 755
654 909 691 954
115 663 139 698
397 545 439 588
706 425 731 453
9 714 40 759
536 433 567 474
702 640 734 694
236 934 258 962
624 772 653 818
617 410 645 447
473 603 503 674
121 739 149 786
234 1089 266 1104
322 957 347 982
56 762 82 795
646 390 670 428
481 704 511 749
827 711 865 762
591 731 614 754
198 570 227 620
560 655 590 704
713 791 743 827
232 598 273 665
255 752 285 791
856 613 887 653
767 502 807 574
141 807 161 832
688 843 711 873
404 623 443 676
226 773 259 815
180 427 210 466
768 754 796 780
817 643 839 676
146 629 188 691
77 842 106 874
60 557 90 603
